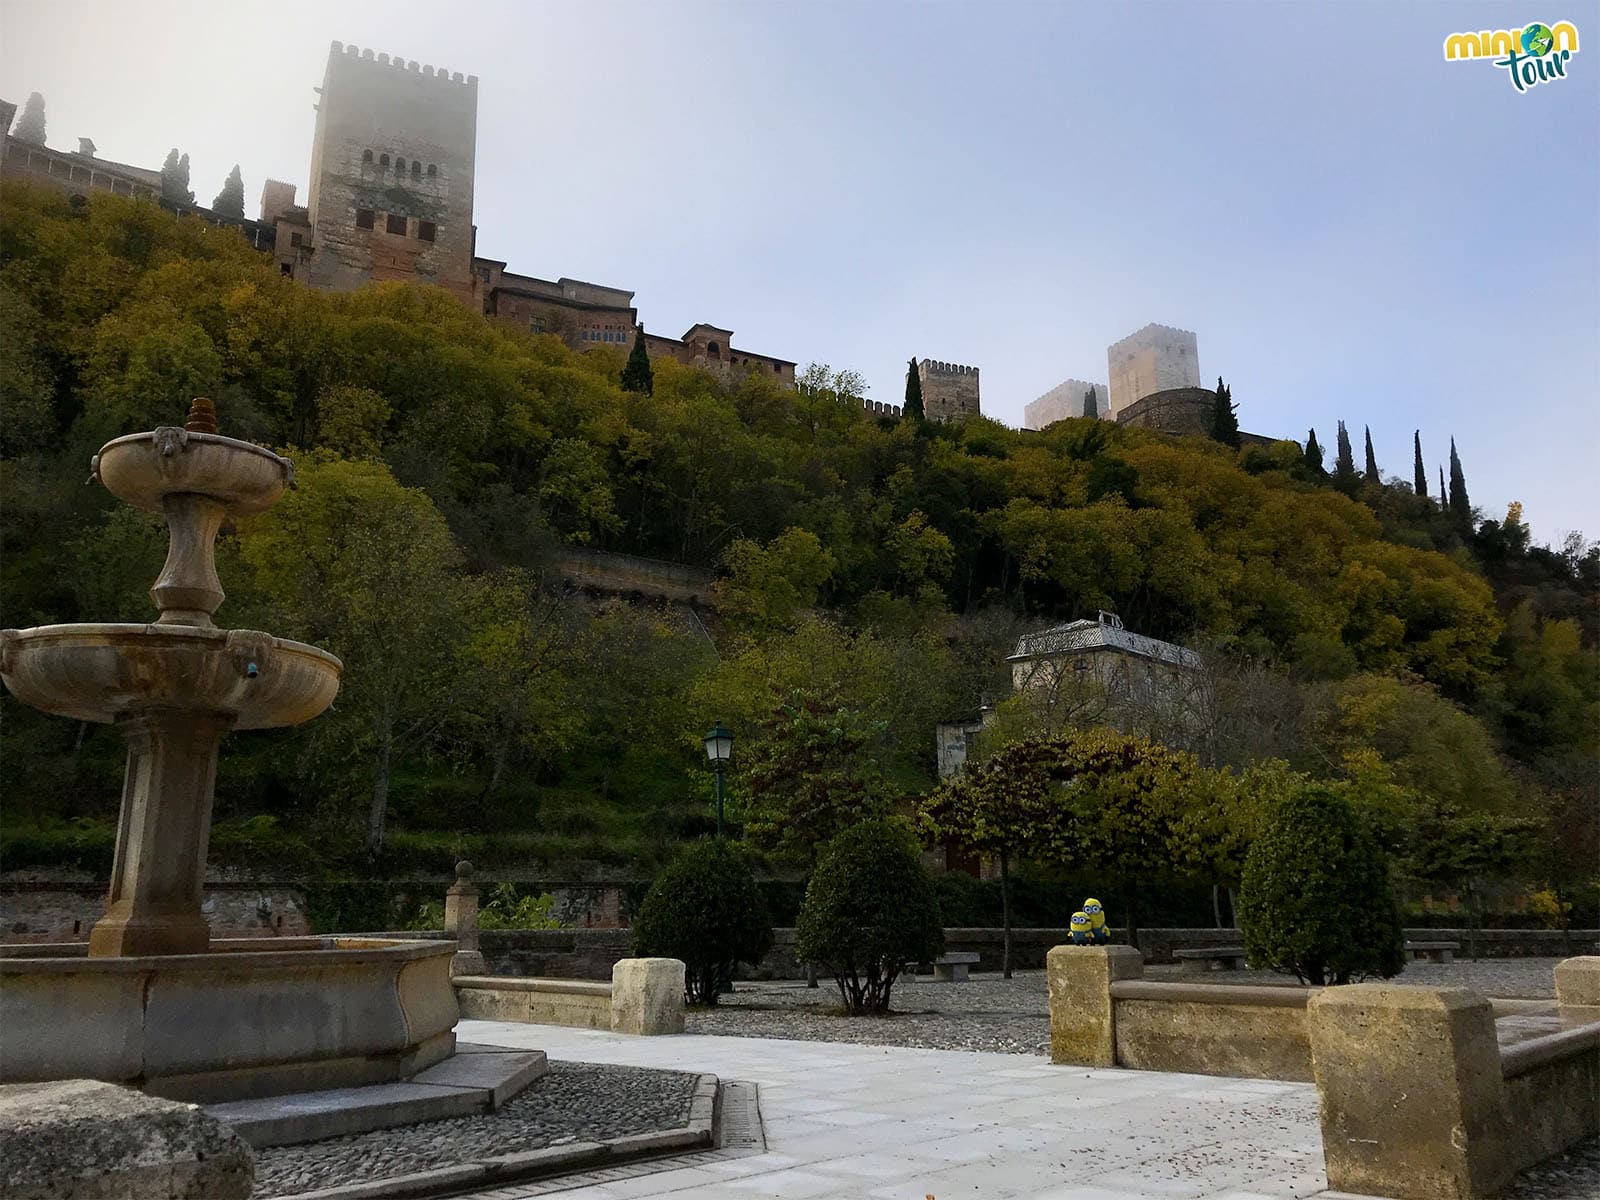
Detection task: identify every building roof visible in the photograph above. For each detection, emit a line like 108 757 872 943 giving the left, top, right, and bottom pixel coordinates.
683 323 735 339
1008 613 1201 669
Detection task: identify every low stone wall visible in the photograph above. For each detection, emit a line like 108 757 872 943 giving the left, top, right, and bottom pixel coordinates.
1137 927 1599 964
455 977 612 1029
453 958 685 1036
1110 980 1314 1081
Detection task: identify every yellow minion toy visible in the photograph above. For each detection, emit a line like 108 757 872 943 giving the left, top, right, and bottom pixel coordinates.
1083 898 1110 944
1069 911 1092 944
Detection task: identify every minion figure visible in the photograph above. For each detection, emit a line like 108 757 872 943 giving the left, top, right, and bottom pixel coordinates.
1083 898 1110 944
1069 911 1093 944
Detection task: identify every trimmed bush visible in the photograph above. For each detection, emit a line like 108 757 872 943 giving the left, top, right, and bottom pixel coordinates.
1238 786 1405 985
796 818 944 1014
632 839 773 1005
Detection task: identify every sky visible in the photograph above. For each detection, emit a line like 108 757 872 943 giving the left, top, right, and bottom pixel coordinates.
3 1 1596 544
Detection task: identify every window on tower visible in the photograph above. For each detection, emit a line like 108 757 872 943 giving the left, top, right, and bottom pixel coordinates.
386 213 407 235
417 220 436 242
355 208 375 230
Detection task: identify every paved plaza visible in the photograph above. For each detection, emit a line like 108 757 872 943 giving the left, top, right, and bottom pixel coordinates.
455 1020 1330 1200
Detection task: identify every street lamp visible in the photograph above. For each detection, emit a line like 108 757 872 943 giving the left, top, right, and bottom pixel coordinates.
703 722 734 838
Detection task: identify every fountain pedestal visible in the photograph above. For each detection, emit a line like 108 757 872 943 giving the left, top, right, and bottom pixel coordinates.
1 400 461 1104
90 708 233 958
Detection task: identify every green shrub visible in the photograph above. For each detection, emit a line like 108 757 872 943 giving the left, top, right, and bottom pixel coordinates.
796 818 944 1014
1239 786 1405 985
632 840 773 1005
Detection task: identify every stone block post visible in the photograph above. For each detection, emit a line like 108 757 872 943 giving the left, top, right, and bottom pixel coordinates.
1047 944 1143 1066
610 958 686 1035
444 860 486 978
1306 984 1511 1199
1554 955 1600 1011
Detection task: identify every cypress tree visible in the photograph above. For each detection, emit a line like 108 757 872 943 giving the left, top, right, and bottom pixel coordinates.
903 359 924 420
620 325 654 395
1439 465 1447 505
1364 425 1380 483
12 92 45 145
212 164 245 219
1413 431 1427 496
1448 437 1471 530
1210 376 1240 448
1303 428 1325 477
1083 386 1098 420
1333 420 1358 492
161 149 194 204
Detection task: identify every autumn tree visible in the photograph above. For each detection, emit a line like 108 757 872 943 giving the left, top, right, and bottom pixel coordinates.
237 454 470 855
212 165 245 219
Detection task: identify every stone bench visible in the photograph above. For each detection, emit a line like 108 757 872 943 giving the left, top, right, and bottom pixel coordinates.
1405 940 1459 963
454 958 684 1034
933 952 980 982
1174 946 1247 974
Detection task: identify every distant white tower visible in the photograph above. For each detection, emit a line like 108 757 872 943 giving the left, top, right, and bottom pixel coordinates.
1106 324 1200 419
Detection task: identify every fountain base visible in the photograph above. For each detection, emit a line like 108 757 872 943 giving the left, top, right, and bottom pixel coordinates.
0 938 459 1104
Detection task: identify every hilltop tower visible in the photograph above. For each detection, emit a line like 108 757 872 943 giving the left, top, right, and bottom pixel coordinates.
305 41 478 301
1106 324 1199 419
917 359 981 423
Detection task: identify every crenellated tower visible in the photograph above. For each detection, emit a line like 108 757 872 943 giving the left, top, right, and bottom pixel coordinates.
305 41 478 301
1106 323 1199 419
917 359 981 423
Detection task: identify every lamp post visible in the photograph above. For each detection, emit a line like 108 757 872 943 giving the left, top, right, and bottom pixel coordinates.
703 722 733 838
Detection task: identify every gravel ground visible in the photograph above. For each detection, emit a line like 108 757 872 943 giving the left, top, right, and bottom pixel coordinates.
690 958 1561 1054
251 1060 699 1198
1501 1137 1600 1199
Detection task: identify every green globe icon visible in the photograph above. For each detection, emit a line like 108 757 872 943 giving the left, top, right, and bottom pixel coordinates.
1522 23 1554 56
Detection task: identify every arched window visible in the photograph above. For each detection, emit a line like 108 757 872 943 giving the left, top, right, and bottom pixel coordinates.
396 157 406 171
411 161 421 178
427 164 437 176
362 149 373 163
379 153 390 167
706 340 721 359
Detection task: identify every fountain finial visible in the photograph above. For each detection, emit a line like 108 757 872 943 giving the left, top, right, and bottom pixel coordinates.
184 397 218 435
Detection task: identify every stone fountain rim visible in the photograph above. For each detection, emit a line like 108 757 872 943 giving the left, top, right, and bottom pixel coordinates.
99 428 292 466
95 429 294 515
0 936 453 973
0 622 342 671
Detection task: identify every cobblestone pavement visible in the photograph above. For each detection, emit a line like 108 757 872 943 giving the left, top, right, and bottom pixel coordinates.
251 1061 699 1197
689 958 1561 1055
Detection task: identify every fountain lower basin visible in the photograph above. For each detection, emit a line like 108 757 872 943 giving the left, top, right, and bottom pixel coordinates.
0 624 341 729
0 938 458 1103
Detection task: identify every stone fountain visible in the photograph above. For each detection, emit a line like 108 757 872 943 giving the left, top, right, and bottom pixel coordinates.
0 401 459 1102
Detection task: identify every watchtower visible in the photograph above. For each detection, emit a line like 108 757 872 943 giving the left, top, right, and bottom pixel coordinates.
917 359 981 423
305 41 478 301
1106 324 1200 420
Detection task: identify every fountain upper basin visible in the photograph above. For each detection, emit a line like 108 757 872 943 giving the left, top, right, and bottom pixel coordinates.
0 624 341 729
95 429 293 516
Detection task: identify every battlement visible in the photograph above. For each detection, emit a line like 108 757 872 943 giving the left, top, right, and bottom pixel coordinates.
329 40 478 88
919 359 979 377
863 398 903 419
1108 323 1196 351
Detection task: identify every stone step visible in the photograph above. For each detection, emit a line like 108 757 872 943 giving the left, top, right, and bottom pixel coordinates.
206 1047 548 1148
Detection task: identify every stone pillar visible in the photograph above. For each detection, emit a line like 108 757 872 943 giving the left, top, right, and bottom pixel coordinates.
1554 955 1600 1012
611 958 686 1035
1306 984 1512 1200
444 861 486 978
1047 944 1143 1066
89 708 233 957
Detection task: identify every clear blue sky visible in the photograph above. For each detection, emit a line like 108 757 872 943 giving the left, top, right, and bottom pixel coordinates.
4 1 1595 543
